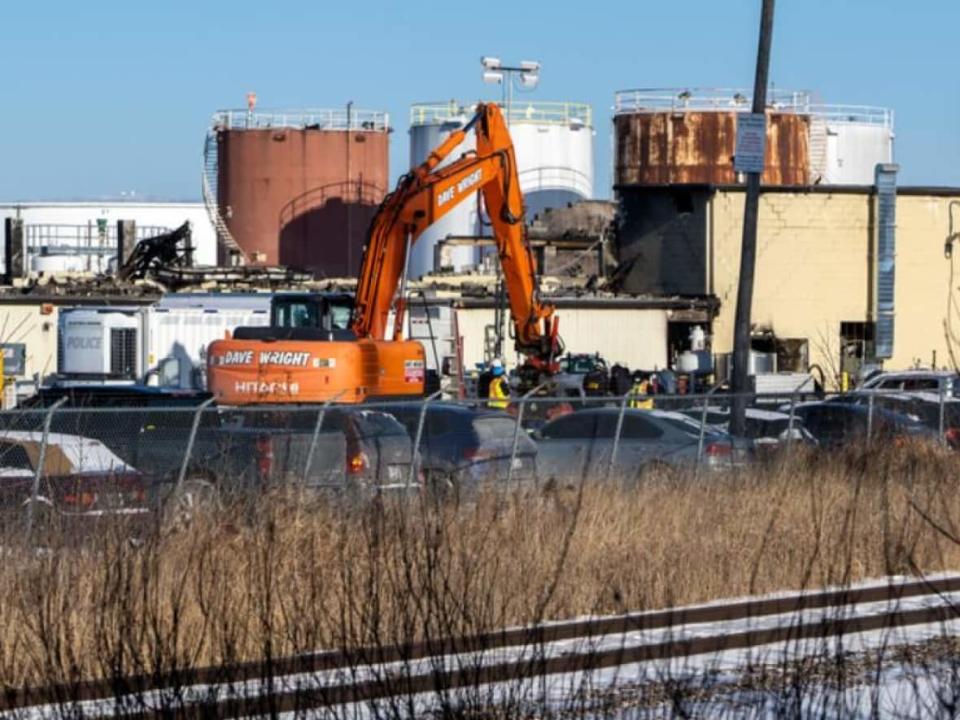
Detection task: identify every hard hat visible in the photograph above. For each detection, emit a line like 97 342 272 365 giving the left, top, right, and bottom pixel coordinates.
492 365 505 377
491 358 503 369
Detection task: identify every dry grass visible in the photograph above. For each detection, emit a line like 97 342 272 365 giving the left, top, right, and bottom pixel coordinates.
2 443 960 690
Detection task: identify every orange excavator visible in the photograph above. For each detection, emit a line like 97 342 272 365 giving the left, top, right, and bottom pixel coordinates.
206 102 562 405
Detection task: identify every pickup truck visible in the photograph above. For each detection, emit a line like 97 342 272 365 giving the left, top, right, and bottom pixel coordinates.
8 386 413 499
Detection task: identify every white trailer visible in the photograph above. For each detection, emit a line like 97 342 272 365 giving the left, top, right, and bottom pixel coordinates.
57 294 271 390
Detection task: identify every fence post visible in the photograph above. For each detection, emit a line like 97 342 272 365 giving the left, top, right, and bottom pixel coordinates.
409 390 443 488
696 392 711 468
175 397 216 494
786 392 797 451
27 396 66 538
866 392 875 447
939 384 947 447
303 391 345 482
507 382 548 486
606 390 632 482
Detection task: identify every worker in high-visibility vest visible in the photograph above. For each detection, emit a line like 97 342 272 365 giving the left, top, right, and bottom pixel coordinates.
629 371 654 410
488 359 510 410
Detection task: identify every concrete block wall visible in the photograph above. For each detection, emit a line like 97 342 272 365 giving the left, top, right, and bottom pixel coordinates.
891 195 959 370
709 189 960 380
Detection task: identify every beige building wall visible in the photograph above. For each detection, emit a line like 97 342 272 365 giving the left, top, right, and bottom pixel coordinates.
454 307 669 371
709 189 960 382
1 304 60 381
891 195 958 369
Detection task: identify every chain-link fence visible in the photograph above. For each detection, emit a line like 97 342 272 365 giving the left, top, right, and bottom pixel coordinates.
0 387 956 540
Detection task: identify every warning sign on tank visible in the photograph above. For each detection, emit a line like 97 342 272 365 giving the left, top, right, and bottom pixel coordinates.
404 359 425 383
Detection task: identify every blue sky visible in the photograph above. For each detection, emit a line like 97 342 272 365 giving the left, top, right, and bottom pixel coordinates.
2 0 957 200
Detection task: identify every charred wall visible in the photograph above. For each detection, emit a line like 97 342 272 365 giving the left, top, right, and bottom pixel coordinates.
613 186 711 296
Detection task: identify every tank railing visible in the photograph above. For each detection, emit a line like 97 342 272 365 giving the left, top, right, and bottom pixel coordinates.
212 108 389 133
807 104 894 128
277 180 387 232
614 87 812 114
518 166 593 199
410 101 592 128
614 88 894 129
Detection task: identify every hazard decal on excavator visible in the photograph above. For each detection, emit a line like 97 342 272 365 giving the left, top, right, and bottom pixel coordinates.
404 359 425 384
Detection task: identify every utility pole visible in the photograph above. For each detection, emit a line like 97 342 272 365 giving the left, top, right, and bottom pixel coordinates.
730 0 776 437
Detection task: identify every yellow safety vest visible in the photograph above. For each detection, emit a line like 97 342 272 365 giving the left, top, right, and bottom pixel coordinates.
489 376 510 409
629 381 653 409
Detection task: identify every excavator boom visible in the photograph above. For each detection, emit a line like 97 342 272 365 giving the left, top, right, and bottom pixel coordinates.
353 103 560 366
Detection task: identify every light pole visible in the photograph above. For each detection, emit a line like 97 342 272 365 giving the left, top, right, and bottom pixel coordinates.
480 57 541 125
480 57 540 360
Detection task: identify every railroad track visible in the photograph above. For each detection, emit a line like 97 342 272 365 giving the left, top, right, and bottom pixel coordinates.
8 574 960 718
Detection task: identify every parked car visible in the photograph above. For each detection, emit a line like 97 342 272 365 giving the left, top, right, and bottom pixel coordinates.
858 370 960 397
533 407 743 483
217 407 414 493
0 430 150 527
678 405 816 449
14 387 405 496
827 391 960 449
787 401 934 449
12 385 217 480
377 402 537 488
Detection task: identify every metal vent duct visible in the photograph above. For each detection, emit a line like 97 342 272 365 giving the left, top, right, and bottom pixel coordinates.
874 163 899 359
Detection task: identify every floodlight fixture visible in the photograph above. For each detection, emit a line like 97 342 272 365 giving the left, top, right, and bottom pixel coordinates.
479 56 541 125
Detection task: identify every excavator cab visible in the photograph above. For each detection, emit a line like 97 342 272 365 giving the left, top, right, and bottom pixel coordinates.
271 293 354 332
233 293 358 343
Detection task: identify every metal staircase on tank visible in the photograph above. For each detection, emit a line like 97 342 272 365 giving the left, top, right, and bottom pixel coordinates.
202 126 245 265
808 114 829 185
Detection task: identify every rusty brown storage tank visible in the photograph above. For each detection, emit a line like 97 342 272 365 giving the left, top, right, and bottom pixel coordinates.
206 107 390 277
613 88 811 186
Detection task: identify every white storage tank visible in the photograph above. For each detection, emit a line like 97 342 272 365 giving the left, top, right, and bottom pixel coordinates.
809 105 894 185
408 102 482 279
406 100 595 279
509 101 594 217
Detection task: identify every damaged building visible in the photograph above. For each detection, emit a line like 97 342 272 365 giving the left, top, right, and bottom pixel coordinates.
609 88 960 385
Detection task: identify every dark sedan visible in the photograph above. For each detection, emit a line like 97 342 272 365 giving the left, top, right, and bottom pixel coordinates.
534 407 743 483
378 403 537 487
788 401 934 449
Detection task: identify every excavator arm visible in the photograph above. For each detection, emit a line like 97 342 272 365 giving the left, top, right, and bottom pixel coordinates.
353 103 561 371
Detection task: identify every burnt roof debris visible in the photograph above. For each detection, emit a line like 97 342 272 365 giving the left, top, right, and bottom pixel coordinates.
149 264 314 291
527 200 616 242
118 223 313 290
116 221 194 283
